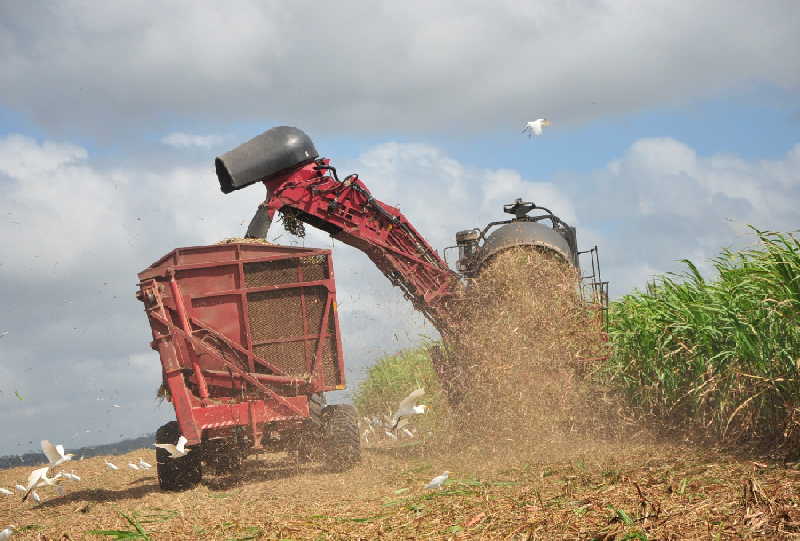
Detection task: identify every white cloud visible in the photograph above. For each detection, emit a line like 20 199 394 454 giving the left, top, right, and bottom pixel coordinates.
161 132 225 149
0 134 87 178
566 137 800 295
1 2 798 136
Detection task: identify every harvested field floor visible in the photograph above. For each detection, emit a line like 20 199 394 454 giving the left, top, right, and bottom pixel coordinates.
2 438 799 540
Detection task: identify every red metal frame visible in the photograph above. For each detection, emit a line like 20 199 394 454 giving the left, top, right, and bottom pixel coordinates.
259 159 459 332
138 243 344 446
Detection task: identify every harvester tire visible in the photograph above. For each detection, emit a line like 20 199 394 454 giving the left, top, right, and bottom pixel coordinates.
321 404 360 472
155 421 202 491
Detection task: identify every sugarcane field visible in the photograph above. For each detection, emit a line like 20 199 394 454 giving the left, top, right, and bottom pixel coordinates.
2 3 800 540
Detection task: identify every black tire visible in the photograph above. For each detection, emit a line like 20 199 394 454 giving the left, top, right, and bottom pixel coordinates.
321 404 360 472
203 437 246 475
290 434 315 464
155 421 202 491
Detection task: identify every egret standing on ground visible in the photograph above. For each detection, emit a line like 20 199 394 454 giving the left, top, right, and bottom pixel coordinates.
0 488 12 496
521 118 551 138
425 471 450 489
104 461 119 471
0 525 15 540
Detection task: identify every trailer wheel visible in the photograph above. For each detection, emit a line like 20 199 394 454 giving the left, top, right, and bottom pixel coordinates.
321 405 360 472
204 438 246 475
155 421 202 491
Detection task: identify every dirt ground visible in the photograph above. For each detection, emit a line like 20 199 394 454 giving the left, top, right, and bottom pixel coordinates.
2 436 800 540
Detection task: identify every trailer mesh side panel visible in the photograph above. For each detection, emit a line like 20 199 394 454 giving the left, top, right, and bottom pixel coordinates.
252 341 307 376
244 255 328 288
245 259 338 383
299 255 328 282
247 289 303 341
244 260 297 287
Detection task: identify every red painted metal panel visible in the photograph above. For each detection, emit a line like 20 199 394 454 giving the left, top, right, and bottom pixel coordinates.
191 294 245 350
191 397 309 430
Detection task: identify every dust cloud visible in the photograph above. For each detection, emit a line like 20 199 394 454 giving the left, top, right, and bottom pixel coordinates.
439 247 620 455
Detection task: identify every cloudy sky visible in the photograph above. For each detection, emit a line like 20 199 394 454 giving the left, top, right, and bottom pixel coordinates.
1 1 799 456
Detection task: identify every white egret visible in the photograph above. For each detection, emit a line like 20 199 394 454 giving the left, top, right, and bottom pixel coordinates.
137 458 152 469
13 485 25 493
22 467 62 502
521 119 551 138
154 435 190 458
127 463 140 471
104 461 119 471
41 440 74 468
425 471 450 489
31 491 40 504
63 472 81 481
390 388 426 429
0 488 12 496
0 525 15 540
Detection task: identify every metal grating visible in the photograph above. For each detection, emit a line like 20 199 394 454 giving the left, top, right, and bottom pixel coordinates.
253 341 308 377
305 286 328 333
310 336 340 386
244 256 328 288
244 259 298 287
244 256 337 383
324 336 339 386
299 255 328 282
247 289 304 342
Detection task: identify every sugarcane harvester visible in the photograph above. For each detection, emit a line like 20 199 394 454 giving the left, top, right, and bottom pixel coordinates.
215 127 606 398
138 126 604 491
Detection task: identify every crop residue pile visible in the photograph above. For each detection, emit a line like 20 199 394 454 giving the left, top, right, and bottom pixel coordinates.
447 247 614 445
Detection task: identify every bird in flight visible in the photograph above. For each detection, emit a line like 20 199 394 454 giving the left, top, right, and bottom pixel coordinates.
41 440 74 468
390 388 427 430
521 118 551 138
154 435 191 458
21 467 62 502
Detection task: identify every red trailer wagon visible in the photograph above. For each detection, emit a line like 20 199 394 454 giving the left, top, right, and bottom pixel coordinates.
137 241 360 490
